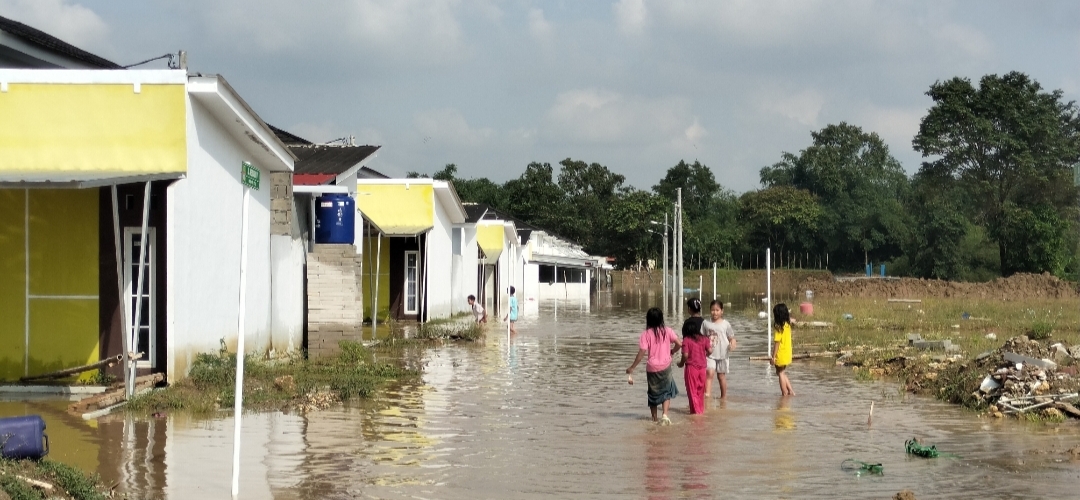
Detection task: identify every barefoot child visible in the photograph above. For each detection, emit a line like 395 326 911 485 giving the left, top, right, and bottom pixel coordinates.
770 303 795 396
702 300 736 399
504 286 518 334
678 298 711 414
467 295 487 324
626 308 681 424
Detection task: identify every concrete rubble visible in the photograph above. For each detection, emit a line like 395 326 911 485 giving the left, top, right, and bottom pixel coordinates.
975 336 1080 419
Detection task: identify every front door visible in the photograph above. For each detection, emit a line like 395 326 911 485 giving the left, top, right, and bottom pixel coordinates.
124 228 156 368
404 250 419 315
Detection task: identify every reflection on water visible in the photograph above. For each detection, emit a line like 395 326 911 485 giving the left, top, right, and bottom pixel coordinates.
2 289 1080 498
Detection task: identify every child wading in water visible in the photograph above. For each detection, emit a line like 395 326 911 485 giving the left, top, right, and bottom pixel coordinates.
504 286 518 334
771 303 796 396
678 298 711 414
626 308 682 424
702 300 736 399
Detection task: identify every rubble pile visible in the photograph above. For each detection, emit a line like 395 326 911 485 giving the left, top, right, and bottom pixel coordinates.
972 336 1080 419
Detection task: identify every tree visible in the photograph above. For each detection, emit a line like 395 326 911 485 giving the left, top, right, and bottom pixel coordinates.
602 188 667 267
429 164 506 208
904 172 969 279
739 186 822 256
556 158 626 252
761 123 910 270
912 71 1080 276
652 160 719 222
501 162 569 236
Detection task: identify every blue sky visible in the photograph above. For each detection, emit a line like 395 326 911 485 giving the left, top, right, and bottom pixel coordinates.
5 0 1080 192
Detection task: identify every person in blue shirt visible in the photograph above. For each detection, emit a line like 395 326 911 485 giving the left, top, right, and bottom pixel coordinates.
504 286 519 334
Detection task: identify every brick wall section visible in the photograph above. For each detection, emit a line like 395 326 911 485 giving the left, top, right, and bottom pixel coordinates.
270 172 292 236
306 244 364 358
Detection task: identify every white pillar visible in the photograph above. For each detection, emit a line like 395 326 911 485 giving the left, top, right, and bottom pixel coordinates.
231 186 251 499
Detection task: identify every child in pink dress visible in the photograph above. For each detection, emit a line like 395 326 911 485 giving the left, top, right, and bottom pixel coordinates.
677 298 712 414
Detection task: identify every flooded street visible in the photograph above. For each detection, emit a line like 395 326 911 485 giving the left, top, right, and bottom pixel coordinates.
5 291 1080 498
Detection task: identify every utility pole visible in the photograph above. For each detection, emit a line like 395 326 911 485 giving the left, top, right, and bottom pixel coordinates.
662 213 668 318
676 188 684 319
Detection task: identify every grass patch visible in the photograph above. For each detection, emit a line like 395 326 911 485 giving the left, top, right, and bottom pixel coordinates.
0 459 108 500
127 340 418 415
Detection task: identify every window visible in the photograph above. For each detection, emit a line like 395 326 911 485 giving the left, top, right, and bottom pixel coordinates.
539 264 555 283
539 265 587 283
124 228 156 368
452 227 462 256
405 251 419 314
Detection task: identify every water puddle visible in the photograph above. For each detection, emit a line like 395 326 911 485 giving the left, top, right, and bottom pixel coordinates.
3 291 1079 498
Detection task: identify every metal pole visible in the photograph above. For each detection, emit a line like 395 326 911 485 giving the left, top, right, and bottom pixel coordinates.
231 186 251 499
130 181 151 398
110 187 131 396
662 213 668 318
766 247 772 359
712 262 716 301
374 233 381 338
676 188 683 318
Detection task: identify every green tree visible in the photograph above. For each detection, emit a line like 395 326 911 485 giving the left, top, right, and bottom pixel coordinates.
652 160 719 222
602 188 667 267
761 123 910 270
739 186 822 256
556 158 626 252
912 71 1080 276
429 164 506 209
501 162 569 235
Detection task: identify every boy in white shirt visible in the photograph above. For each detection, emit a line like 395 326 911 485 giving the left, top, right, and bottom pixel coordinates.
467 295 487 324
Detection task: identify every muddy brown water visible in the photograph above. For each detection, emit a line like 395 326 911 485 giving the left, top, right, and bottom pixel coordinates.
3 290 1080 499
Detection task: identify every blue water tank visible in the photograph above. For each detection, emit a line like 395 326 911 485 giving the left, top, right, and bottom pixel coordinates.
314 193 355 244
0 415 48 460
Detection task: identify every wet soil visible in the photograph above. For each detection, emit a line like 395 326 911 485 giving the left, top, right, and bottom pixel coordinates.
801 273 1079 300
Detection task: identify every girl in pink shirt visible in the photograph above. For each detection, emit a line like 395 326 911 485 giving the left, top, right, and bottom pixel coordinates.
626 307 681 424
678 298 712 414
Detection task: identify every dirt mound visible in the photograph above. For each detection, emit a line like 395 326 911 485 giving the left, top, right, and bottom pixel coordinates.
800 273 1079 300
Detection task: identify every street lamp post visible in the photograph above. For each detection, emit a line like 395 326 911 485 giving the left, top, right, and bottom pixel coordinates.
650 214 671 318
676 188 683 319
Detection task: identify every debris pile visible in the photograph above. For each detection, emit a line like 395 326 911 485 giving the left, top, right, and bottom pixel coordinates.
972 336 1080 419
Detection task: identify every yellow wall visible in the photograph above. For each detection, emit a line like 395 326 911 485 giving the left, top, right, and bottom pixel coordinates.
0 83 186 175
0 189 99 381
360 236 391 322
0 191 26 380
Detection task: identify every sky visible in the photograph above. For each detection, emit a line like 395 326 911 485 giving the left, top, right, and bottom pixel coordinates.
4 0 1080 193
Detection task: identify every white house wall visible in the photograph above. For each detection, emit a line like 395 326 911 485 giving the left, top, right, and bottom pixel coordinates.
167 95 277 381
270 234 304 355
427 194 454 319
452 226 478 316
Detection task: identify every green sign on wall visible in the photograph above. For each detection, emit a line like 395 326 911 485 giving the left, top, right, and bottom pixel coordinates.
241 161 260 190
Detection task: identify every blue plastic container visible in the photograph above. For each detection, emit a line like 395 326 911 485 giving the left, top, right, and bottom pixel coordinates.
0 415 48 460
314 193 355 244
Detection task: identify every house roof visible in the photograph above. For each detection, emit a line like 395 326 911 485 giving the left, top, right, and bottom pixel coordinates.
290 145 381 176
462 202 489 223
268 124 312 146
188 75 296 172
0 15 120 69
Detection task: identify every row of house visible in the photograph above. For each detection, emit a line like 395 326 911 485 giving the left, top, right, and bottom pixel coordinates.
0 15 605 385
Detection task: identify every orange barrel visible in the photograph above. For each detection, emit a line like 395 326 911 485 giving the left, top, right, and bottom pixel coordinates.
799 302 813 316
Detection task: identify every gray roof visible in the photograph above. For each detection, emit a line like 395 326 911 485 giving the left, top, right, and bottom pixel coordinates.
0 15 120 69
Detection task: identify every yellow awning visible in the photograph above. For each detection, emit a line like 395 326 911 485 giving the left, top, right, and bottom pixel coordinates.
476 223 505 264
0 82 187 183
356 183 434 236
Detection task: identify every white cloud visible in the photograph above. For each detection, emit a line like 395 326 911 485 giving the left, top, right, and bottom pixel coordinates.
613 0 647 36
542 88 704 146
0 0 110 52
413 108 494 148
527 8 552 41
758 88 825 127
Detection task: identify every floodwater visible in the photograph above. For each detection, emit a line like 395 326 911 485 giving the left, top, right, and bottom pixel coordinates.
4 290 1080 499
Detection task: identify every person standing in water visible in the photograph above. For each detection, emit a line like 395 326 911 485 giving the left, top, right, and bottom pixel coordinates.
626 307 682 424
504 286 518 334
702 300 736 399
678 298 711 414
770 303 795 396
